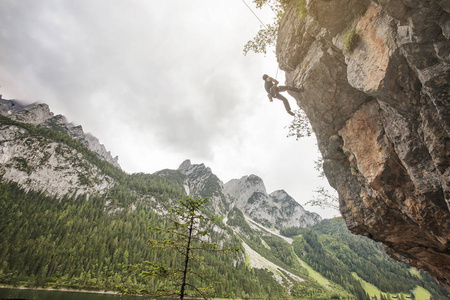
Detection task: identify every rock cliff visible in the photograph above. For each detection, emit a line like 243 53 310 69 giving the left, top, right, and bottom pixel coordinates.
225 174 321 229
0 99 118 197
0 100 120 169
174 160 321 229
276 0 449 289
176 159 229 214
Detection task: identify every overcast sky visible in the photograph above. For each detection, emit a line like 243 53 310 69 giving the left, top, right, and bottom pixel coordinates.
0 0 339 218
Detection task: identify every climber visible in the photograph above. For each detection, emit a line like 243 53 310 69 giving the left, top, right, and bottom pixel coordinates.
262 74 300 116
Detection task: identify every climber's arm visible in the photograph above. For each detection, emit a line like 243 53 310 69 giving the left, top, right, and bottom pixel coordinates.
267 77 279 86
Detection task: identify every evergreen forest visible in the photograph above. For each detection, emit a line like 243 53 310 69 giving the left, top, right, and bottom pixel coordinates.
1 179 448 299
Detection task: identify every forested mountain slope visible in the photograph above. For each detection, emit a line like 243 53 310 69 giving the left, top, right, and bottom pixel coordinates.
291 220 449 299
0 100 448 299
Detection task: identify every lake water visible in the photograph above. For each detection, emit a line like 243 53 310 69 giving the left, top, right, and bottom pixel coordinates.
0 287 168 300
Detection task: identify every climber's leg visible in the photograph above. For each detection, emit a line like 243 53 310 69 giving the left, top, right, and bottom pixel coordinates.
275 94 295 116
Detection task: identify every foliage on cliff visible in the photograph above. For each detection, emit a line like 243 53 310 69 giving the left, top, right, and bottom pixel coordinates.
243 0 307 55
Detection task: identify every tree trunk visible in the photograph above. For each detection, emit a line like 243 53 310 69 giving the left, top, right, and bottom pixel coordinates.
179 215 194 300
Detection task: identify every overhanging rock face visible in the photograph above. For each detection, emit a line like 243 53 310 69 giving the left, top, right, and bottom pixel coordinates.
276 0 449 290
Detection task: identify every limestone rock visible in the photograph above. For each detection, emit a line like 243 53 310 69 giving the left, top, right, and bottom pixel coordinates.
0 101 53 125
276 0 450 290
176 159 229 215
0 99 120 169
225 174 322 229
0 124 115 197
174 160 321 230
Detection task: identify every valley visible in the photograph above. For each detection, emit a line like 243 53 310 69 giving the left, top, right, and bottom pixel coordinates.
0 99 448 299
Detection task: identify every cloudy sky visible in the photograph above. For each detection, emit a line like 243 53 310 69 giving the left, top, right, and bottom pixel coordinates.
0 0 339 218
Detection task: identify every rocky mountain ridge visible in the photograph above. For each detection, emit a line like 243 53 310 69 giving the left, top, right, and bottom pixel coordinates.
176 159 322 229
0 100 321 231
225 174 321 229
275 0 449 289
0 102 116 197
0 99 120 169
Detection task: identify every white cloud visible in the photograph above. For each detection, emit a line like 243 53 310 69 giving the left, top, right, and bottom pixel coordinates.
0 0 339 219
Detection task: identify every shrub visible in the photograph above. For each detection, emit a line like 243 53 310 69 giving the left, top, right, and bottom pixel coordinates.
343 28 359 54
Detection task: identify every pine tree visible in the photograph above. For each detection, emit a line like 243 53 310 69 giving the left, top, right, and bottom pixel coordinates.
119 197 240 300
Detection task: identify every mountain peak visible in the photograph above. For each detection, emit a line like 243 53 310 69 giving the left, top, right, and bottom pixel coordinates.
178 159 192 170
178 159 211 176
171 161 321 228
0 99 120 169
175 159 226 213
225 175 267 207
225 174 321 229
269 190 291 203
0 100 53 125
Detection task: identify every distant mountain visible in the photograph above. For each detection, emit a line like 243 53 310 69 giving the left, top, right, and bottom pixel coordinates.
172 159 322 230
176 159 230 214
0 99 447 299
225 174 321 229
0 101 117 197
0 99 320 230
0 99 120 169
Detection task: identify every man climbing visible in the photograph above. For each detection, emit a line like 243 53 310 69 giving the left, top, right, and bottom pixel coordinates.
262 74 300 116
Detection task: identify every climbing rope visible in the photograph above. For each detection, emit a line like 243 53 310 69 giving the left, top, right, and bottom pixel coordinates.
240 1 338 100
240 0 268 30
240 0 280 79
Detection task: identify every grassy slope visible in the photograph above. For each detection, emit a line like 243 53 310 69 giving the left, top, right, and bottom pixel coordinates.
296 256 331 287
352 273 432 300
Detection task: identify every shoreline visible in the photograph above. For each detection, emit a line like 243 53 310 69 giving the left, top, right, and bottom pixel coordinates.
0 286 232 299
0 285 119 295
